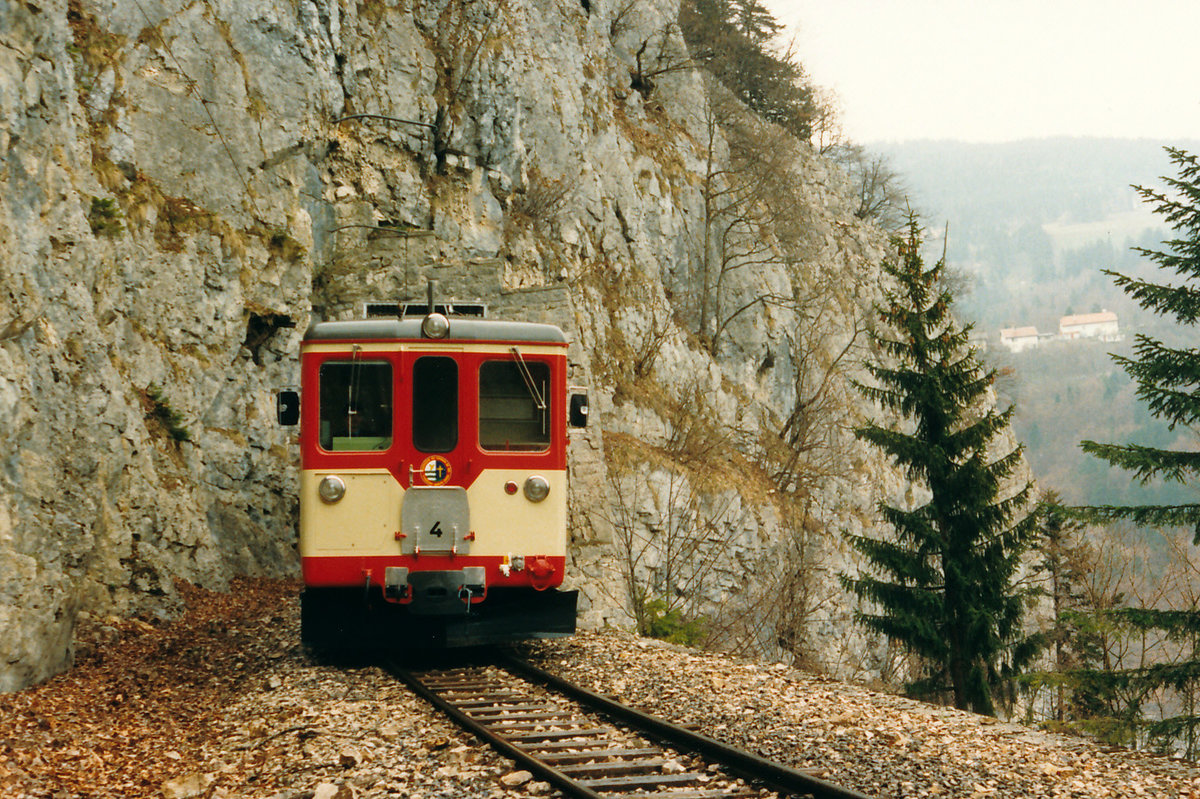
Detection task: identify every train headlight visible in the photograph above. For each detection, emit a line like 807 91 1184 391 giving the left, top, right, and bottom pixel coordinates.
318 475 346 503
421 312 450 339
523 475 550 503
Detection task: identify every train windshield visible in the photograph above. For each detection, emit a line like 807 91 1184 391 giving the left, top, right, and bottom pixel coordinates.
413 356 458 452
479 360 550 451
318 361 393 451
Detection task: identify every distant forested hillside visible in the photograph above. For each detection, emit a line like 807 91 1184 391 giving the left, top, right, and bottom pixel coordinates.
992 338 1194 507
878 138 1200 508
880 138 1200 332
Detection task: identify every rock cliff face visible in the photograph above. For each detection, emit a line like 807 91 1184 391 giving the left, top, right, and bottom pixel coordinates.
0 0 923 690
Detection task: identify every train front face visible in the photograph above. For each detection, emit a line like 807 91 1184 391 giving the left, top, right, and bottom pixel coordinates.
297 316 577 648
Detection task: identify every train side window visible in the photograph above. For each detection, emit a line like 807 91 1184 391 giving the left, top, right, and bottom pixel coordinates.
413 356 458 452
318 361 393 451
479 360 550 452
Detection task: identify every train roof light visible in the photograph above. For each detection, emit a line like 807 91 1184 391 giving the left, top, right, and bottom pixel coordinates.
421 312 450 339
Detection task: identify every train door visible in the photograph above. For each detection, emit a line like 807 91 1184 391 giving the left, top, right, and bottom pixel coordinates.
398 352 464 486
396 351 471 558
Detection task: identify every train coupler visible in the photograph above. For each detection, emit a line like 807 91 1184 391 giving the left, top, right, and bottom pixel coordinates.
405 567 487 615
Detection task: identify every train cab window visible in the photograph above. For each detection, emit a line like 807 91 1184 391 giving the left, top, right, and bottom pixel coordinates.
318 361 393 451
479 360 550 451
413 356 458 452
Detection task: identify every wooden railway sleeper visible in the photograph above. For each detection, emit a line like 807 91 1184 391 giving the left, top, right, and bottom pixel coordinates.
538 747 662 764
513 738 624 751
577 772 707 791
608 791 755 799
477 714 580 727
466 703 560 715
556 758 669 777
501 727 612 742
450 693 528 706
468 710 570 723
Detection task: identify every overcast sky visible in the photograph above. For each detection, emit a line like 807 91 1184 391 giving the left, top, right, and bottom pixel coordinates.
764 0 1200 143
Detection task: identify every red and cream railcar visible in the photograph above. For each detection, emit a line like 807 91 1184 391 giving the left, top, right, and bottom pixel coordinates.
279 307 586 648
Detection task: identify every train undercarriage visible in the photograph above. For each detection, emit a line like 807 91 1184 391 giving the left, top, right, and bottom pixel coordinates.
300 585 579 650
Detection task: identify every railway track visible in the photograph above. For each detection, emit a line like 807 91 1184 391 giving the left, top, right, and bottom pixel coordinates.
386 653 872 799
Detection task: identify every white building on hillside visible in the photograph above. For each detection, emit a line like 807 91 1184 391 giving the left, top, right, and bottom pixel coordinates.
1059 311 1120 342
999 326 1040 353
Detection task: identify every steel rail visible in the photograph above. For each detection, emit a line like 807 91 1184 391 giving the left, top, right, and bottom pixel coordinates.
499 653 874 799
384 660 608 799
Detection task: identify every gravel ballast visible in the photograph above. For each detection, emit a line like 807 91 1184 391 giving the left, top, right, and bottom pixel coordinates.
1 579 1198 798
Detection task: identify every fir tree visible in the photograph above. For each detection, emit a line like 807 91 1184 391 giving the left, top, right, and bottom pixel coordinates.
1081 147 1200 535
1078 147 1200 756
843 215 1037 715
730 0 781 43
678 0 816 140
1032 492 1093 724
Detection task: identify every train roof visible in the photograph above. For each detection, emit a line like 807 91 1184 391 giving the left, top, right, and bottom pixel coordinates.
304 317 569 344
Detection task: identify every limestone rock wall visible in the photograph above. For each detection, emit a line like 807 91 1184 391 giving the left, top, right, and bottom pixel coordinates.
0 0 917 690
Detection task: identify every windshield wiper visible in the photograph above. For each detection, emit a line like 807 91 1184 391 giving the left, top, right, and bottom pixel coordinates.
509 346 547 411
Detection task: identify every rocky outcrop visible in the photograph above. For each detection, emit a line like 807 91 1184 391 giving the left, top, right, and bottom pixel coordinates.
0 0 918 690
